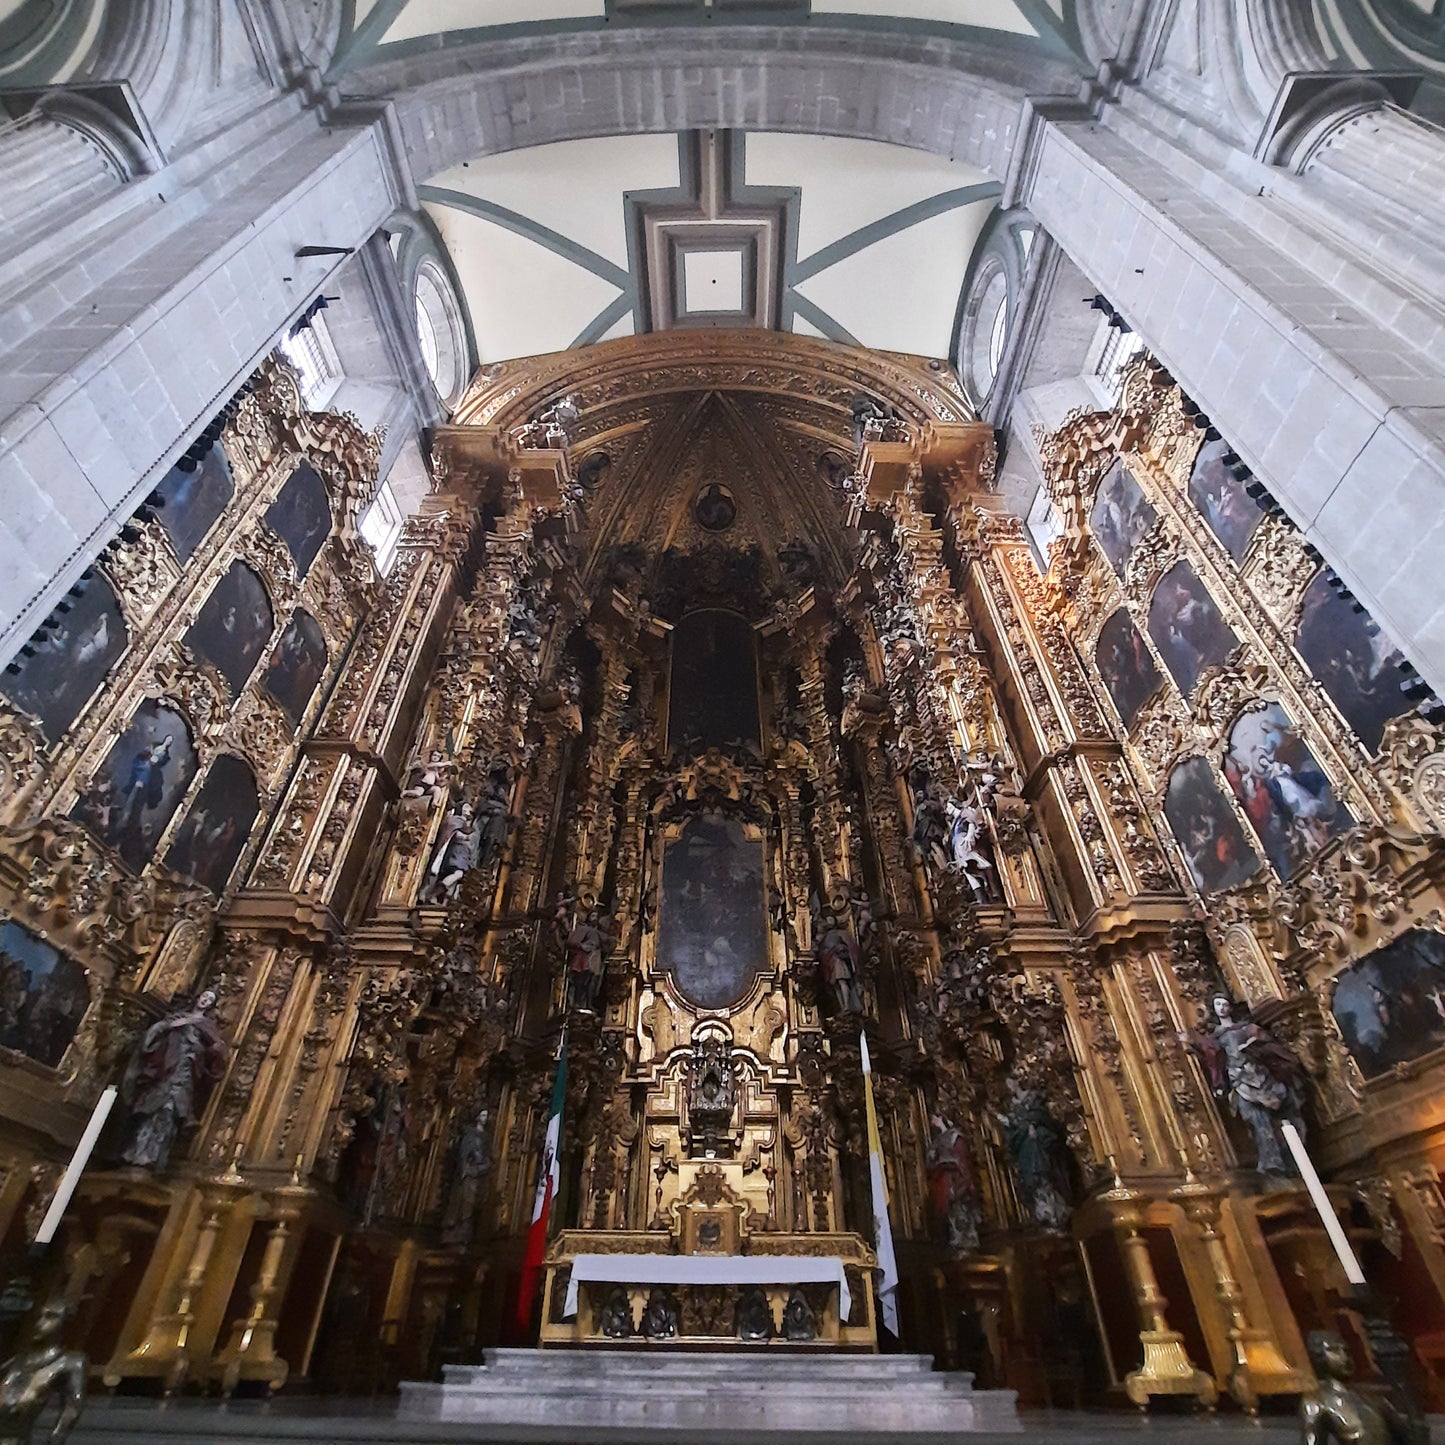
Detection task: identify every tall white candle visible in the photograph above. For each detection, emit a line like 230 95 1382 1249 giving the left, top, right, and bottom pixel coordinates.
34 1086 119 1246
1281 1120 1366 1287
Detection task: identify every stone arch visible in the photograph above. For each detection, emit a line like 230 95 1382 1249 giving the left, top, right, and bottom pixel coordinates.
344 30 1083 186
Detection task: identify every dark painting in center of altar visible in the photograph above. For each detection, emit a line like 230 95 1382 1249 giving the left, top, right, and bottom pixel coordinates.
668 609 760 749
656 814 768 1010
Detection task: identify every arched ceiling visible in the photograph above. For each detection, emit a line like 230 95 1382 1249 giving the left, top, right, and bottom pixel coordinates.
334 0 1086 73
420 128 1001 364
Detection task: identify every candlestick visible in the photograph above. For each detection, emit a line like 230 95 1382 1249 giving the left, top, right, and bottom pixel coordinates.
1280 1120 1366 1286
34 1086 118 1246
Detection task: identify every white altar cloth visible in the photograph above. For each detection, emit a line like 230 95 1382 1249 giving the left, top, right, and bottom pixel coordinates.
562 1254 852 1319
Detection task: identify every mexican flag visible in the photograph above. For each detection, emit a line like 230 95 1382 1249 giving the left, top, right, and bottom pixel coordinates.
515 1031 568 1335
860 1032 901 1336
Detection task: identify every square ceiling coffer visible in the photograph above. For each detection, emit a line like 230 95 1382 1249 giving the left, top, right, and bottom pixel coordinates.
681 247 746 315
630 131 788 332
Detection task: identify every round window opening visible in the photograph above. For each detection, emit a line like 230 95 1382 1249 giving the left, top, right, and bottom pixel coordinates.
966 264 1010 402
412 262 466 408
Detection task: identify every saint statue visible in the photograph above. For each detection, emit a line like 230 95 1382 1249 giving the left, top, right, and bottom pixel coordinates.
911 776 951 873
439 1108 491 1248
1179 993 1305 1177
473 768 516 876
945 798 995 901
422 801 481 904
0 1300 85 1445
814 910 863 1015
120 990 228 1171
927 1115 982 1252
999 1079 1072 1230
565 907 611 1013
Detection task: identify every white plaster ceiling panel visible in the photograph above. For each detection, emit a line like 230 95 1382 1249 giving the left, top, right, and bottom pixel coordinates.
426 203 623 362
791 313 830 340
426 135 678 269
382 0 604 44
597 312 637 343
744 132 991 257
682 250 746 313
791 202 993 357
810 0 1036 33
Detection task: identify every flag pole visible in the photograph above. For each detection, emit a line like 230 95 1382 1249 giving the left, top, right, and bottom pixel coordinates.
859 1031 900 1339
514 1024 568 1337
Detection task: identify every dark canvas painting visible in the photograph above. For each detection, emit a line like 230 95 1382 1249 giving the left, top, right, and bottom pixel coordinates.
0 920 90 1068
263 609 327 723
185 561 274 696
72 699 198 872
1089 460 1157 574
1147 561 1239 698
266 461 332 578
656 814 768 1010
0 573 127 742
164 753 260 895
1331 929 1445 1080
669 609 761 749
152 447 234 563
1188 437 1262 563
1095 609 1164 730
1223 702 1348 878
1296 571 1410 755
1164 756 1261 895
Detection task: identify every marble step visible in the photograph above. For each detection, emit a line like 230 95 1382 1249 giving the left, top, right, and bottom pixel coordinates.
449 1347 951 1382
398 1348 1022 1436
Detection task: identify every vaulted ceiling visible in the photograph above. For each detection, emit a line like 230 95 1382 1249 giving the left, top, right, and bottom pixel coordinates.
419 128 1000 365
336 0 1084 67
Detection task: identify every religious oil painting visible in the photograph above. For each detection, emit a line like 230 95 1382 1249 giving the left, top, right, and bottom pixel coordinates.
0 573 127 742
1147 560 1240 699
1089 460 1157 574
1095 609 1164 730
0 920 90 1068
1187 437 1262 563
72 699 198 872
669 609 761 749
1295 571 1410 755
263 609 328 723
152 446 234 563
1164 756 1261 896
266 461 332 577
656 814 769 1010
164 754 260 895
1222 702 1347 878
1330 929 1445 1080
184 560 274 696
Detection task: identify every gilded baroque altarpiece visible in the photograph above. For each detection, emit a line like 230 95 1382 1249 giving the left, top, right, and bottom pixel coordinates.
0 338 1440 1412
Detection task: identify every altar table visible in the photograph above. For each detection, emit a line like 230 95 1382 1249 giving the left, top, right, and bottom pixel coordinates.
561 1253 852 1318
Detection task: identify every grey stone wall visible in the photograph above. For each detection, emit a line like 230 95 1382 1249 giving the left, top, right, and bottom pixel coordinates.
0 2 1441 702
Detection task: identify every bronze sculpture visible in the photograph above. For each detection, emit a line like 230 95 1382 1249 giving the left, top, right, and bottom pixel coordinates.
1299 1331 1390 1445
0 1302 85 1445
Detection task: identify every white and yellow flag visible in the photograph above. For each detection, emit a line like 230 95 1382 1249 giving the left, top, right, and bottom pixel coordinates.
859 1032 900 1336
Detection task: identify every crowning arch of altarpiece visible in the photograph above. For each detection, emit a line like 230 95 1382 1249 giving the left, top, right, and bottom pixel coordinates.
1 331 1444 1411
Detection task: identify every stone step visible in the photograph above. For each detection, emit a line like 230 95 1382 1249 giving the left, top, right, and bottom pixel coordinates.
399 1348 1022 1437
454 1347 948 1380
